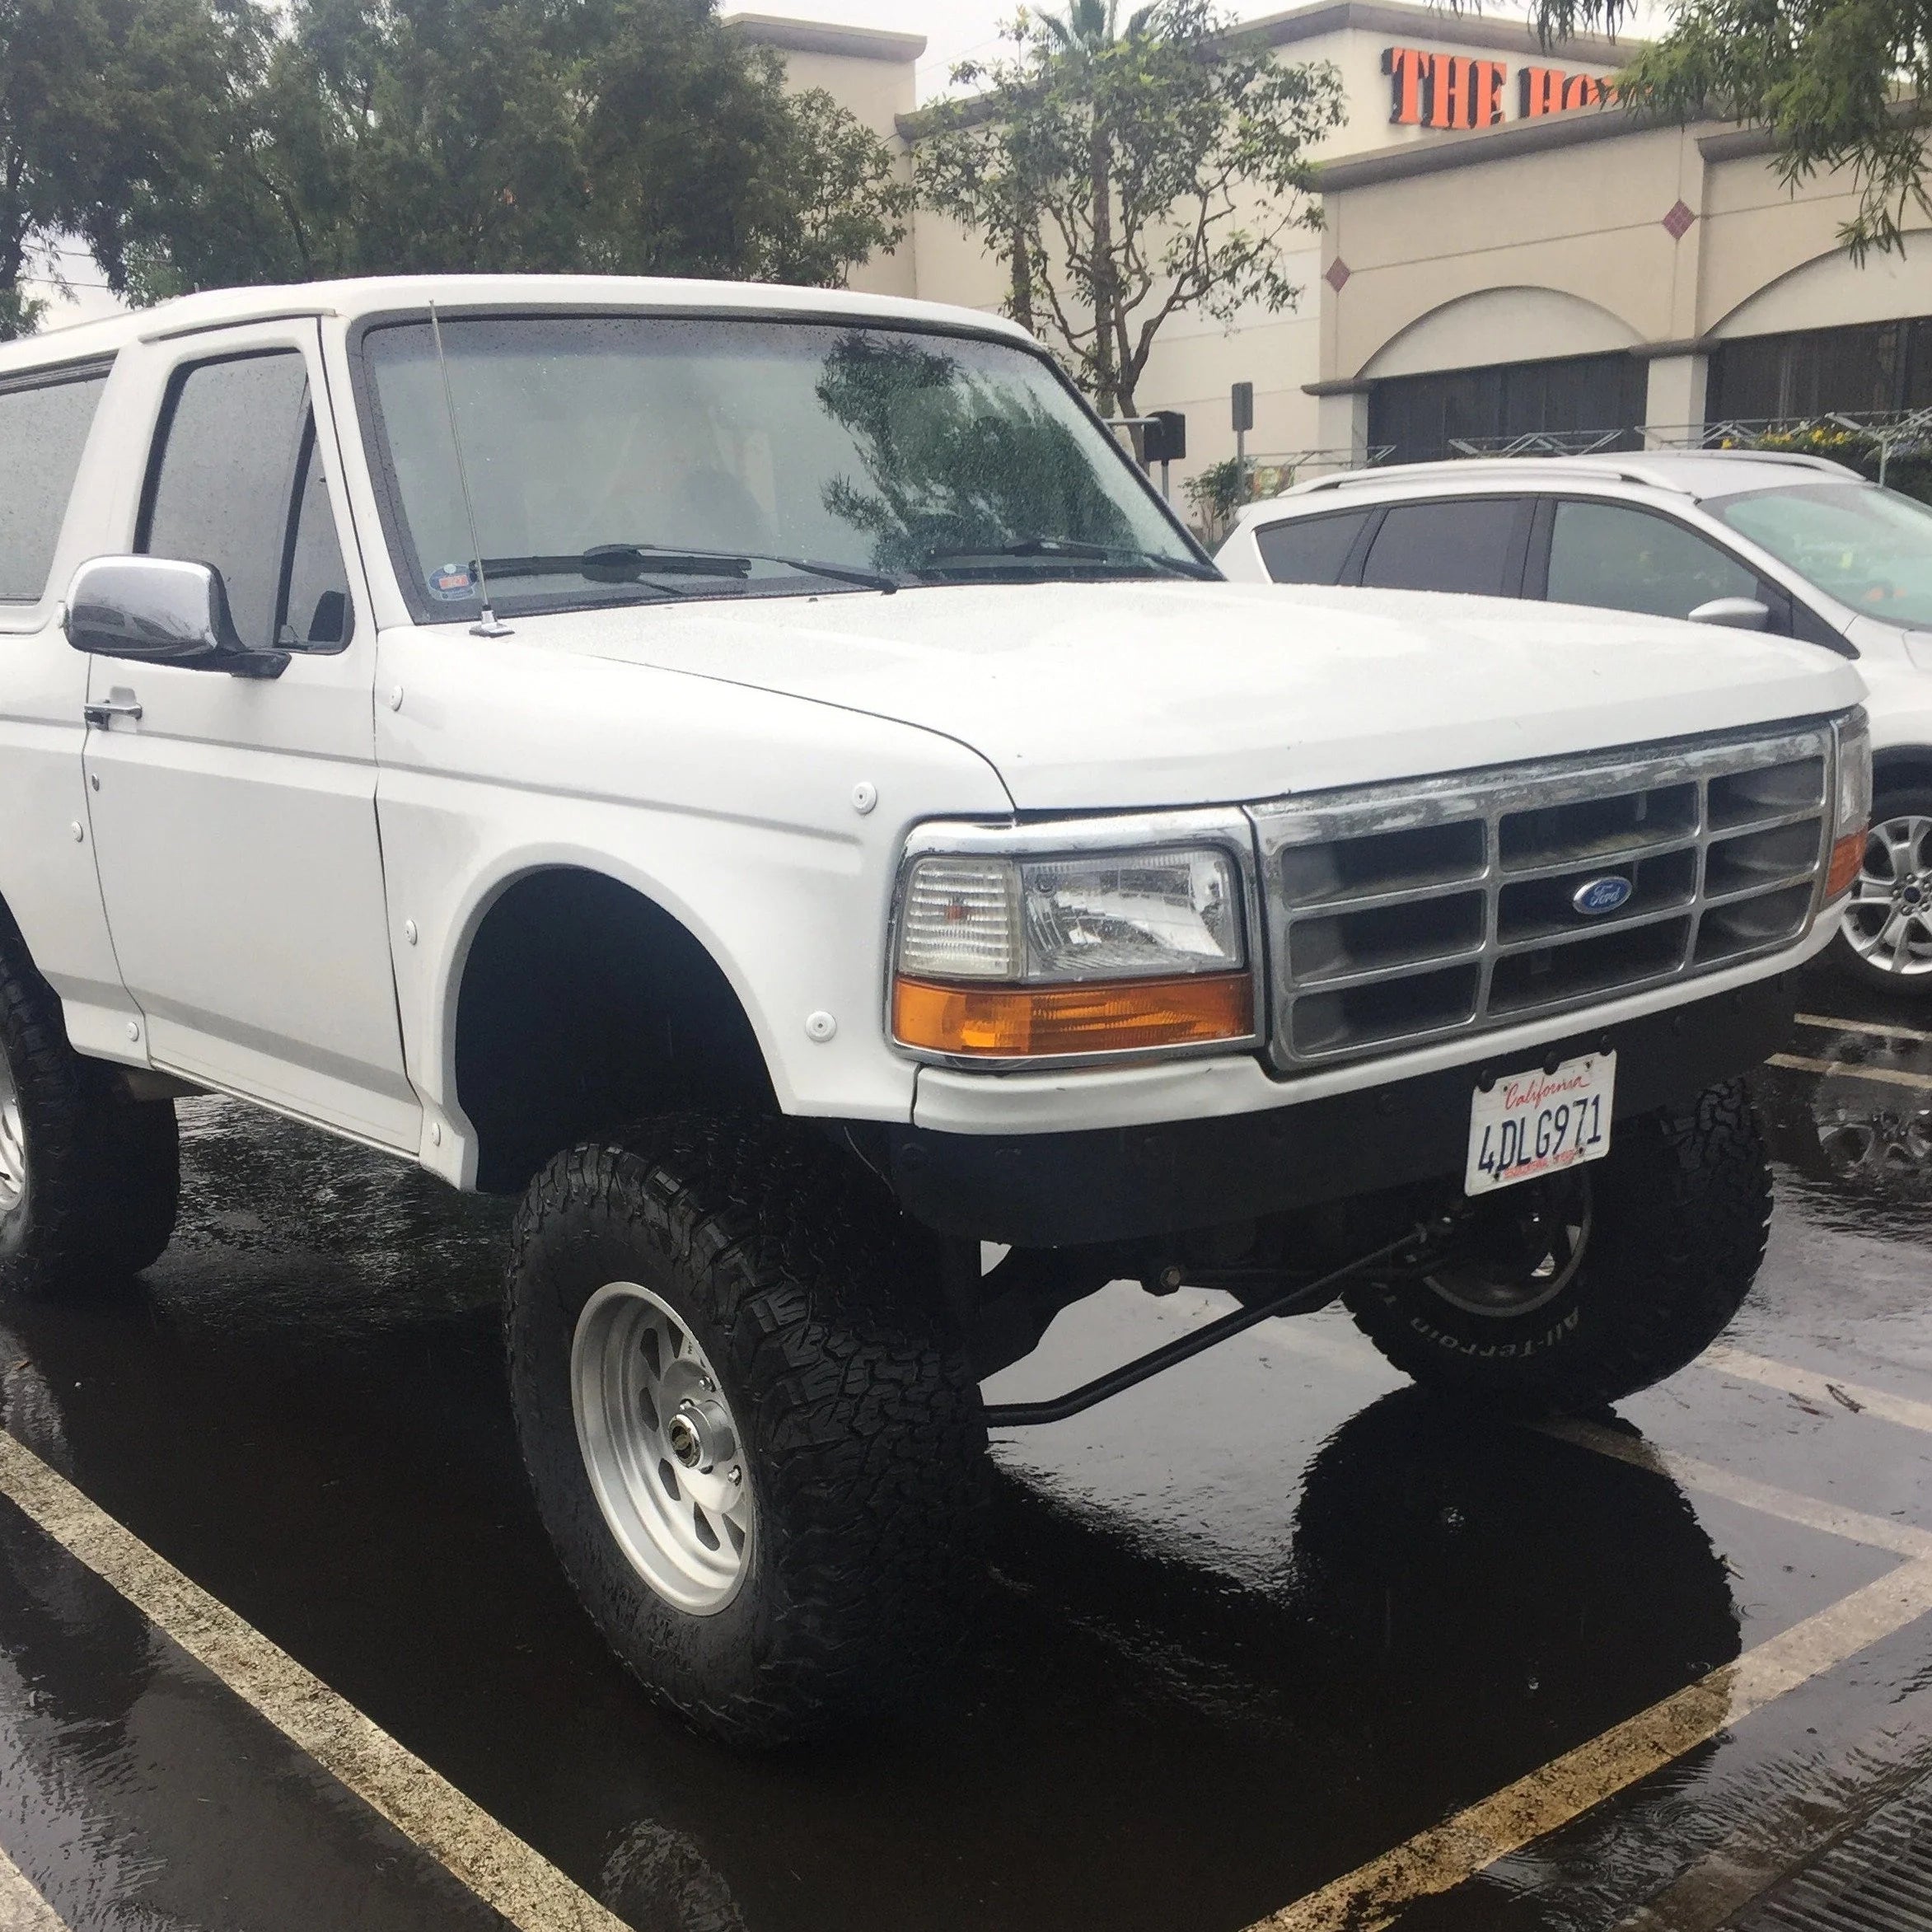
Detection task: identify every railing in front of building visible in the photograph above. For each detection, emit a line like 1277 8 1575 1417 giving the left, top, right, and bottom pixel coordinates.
1252 407 1932 489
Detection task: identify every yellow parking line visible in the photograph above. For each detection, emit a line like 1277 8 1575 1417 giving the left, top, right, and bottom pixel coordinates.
1248 1557 1932 1932
1700 1345 1932 1438
1766 1053 1932 1092
1796 1012 1932 1046
0 1845 67 1931
1541 1416 1932 1558
0 1429 626 1932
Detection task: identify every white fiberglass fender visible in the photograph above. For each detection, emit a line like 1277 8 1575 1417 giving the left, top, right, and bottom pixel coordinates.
372 620 1013 1184
552 580 1869 812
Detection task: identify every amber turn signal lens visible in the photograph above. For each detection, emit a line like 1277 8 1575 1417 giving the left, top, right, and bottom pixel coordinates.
1826 828 1865 900
892 972 1254 1057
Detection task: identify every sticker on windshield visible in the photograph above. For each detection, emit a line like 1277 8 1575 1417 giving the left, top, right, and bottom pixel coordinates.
427 562 475 601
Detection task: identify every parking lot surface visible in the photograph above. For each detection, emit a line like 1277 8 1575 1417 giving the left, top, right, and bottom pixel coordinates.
1 964 1930 1932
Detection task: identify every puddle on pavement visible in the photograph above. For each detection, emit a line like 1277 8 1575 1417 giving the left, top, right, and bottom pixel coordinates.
0 965 1925 1932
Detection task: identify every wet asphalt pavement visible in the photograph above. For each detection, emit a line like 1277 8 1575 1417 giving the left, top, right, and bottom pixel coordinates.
1 961 1930 1932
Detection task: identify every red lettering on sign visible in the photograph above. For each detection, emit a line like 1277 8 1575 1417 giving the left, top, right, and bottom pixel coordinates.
1519 65 1562 116
1428 52 1473 129
1383 44 1429 124
1471 59 1507 126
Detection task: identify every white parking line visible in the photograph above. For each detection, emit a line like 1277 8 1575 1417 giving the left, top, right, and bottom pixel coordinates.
0 1845 66 1931
1541 1416 1932 1558
1249 1399 1932 1932
1699 1345 1932 1438
1766 1053 1932 1091
1249 1556 1932 1932
1796 1013 1932 1046
0 1429 626 1932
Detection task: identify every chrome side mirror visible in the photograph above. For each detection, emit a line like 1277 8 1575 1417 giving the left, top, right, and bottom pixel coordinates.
1686 596 1771 633
64 556 288 679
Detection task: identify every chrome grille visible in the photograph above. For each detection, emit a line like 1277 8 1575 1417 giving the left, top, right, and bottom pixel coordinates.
1249 723 1836 1070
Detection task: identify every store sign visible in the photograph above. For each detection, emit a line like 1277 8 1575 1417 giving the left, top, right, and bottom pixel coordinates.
1382 45 1616 130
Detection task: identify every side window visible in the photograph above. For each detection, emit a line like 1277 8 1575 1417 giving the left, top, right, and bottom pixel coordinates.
282 420 352 648
1545 501 1757 621
0 365 111 601
139 351 354 651
1359 498 1525 597
1256 509 1371 585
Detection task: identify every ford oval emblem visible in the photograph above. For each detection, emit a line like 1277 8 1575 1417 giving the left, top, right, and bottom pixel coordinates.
1572 875 1634 916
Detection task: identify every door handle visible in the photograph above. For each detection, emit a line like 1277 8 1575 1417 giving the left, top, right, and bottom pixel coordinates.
83 692 143 728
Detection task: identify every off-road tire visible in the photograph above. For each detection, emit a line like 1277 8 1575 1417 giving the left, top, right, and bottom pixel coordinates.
506 1114 988 1747
1834 784 1932 999
1341 1080 1771 1414
0 909 179 1291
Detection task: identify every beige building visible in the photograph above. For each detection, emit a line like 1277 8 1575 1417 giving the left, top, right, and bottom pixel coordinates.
739 4 1932 491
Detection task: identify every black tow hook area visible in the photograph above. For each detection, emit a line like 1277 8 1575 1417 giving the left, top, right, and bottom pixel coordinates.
981 1223 1431 1429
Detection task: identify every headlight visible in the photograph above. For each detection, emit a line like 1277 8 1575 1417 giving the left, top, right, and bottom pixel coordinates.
1826 709 1871 900
892 847 1253 1058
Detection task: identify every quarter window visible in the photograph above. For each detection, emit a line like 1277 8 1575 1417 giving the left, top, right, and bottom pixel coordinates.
1545 500 1757 620
139 351 353 650
1255 509 1371 585
1359 498 1524 596
0 365 110 601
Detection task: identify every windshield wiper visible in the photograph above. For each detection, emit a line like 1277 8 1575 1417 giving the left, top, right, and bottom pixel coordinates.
918 536 1218 579
484 543 897 595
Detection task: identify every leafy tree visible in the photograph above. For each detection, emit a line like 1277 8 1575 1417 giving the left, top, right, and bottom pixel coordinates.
1527 0 1932 256
123 0 912 302
0 0 258 339
917 0 1345 415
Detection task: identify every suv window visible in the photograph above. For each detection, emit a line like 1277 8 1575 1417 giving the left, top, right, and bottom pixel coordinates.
139 351 353 650
1359 498 1524 596
1545 499 1757 620
1255 508 1371 585
0 364 111 601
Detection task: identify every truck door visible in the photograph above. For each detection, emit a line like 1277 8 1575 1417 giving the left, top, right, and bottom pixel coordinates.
82 321 419 1151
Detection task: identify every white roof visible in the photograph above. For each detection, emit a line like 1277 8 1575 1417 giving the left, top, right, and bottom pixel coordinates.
0 274 1036 376
1236 448 1868 526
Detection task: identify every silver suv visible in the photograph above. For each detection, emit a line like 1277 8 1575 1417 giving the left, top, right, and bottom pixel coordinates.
1219 451 1932 993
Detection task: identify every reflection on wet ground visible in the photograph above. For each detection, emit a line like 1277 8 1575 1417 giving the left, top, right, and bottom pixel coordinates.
0 961 1929 1931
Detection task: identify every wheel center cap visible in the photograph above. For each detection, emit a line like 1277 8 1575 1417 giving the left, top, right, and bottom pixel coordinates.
667 1399 736 1472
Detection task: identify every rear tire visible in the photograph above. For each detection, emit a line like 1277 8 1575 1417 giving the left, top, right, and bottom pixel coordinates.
1342 1079 1771 1414
0 910 178 1293
505 1114 987 1747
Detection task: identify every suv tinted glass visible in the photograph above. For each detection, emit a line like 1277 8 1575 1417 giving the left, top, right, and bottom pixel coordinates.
1256 509 1370 585
1359 498 1523 596
141 351 353 650
1546 500 1757 620
0 366 110 601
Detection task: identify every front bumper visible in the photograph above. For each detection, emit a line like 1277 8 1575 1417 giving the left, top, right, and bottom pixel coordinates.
877 971 1797 1247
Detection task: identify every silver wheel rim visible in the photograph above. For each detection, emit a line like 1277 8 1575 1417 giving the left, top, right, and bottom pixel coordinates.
569 1281 753 1615
1843 814 1932 977
1425 1177 1593 1319
0 1036 26 1217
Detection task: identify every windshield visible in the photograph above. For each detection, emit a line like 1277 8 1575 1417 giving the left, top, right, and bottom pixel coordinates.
1709 480 1932 627
362 313 1209 616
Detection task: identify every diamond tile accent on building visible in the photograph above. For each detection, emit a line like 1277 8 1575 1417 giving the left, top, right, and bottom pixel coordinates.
1324 256 1350 291
1662 199 1696 240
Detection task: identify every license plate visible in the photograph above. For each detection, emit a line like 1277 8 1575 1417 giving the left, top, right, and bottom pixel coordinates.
1465 1051 1616 1196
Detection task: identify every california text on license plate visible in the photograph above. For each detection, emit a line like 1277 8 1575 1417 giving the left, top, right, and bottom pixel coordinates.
1464 1051 1616 1197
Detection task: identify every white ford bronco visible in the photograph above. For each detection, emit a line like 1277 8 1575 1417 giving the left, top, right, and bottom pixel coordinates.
0 276 1871 1743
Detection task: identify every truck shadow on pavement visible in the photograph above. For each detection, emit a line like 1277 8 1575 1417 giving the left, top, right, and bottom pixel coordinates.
0 1099 1746 1932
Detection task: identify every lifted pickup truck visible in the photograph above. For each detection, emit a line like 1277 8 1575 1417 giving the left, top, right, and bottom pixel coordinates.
0 277 1869 1744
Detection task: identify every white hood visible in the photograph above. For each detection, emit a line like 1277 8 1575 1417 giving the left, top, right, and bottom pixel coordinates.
550 578 1867 812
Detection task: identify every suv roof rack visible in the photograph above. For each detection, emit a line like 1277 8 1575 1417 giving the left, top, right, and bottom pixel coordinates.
1285 456 1693 498
1281 446 1859 504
